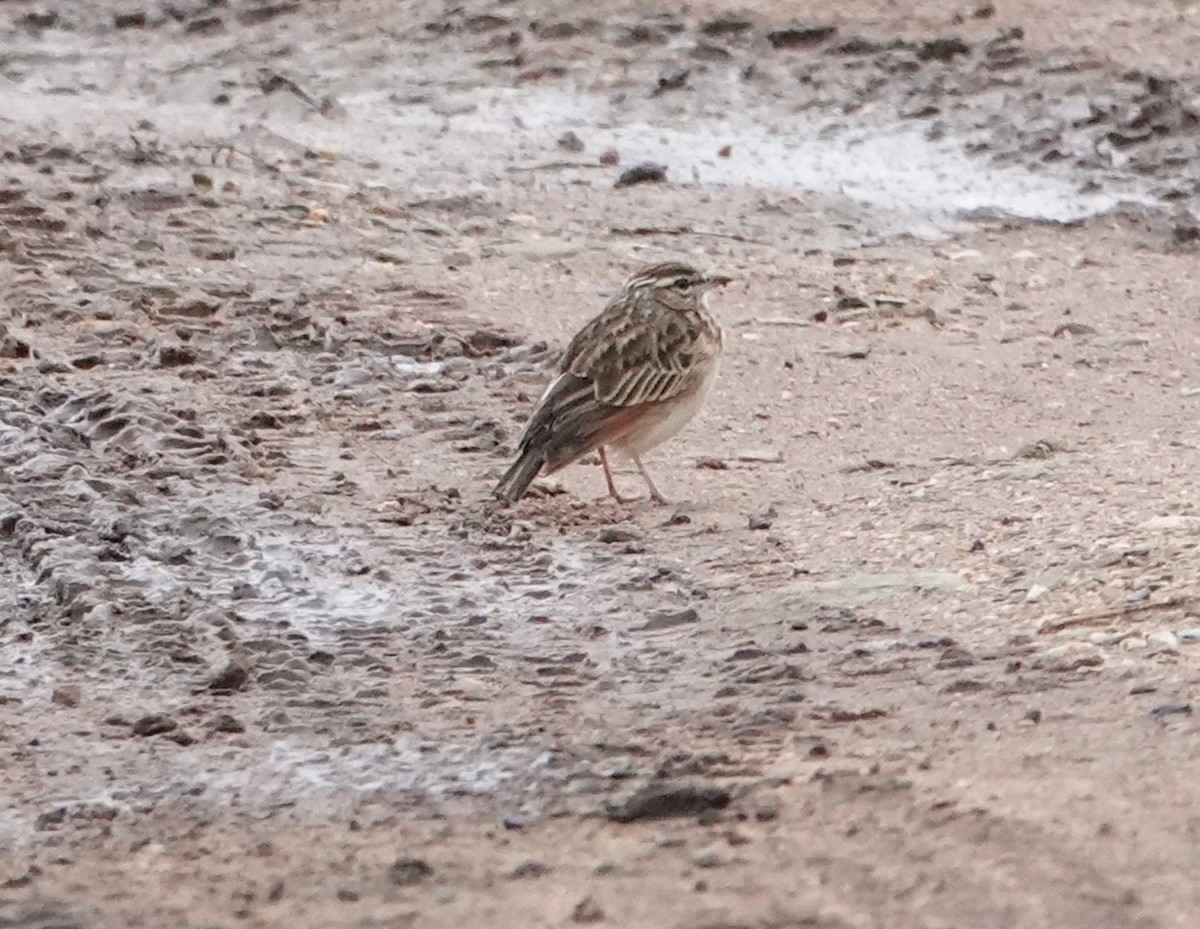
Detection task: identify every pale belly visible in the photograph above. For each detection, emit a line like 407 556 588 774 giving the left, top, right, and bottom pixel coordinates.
610 359 720 458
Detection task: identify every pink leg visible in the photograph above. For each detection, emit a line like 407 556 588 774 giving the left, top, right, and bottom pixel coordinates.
598 447 637 504
632 455 667 505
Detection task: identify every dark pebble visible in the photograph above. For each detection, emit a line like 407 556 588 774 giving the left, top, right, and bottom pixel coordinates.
114 12 147 29
207 659 250 693
132 714 178 737
607 782 731 823
508 860 548 879
597 525 642 543
767 26 836 49
1149 703 1192 719
209 713 246 734
388 857 433 887
614 163 667 189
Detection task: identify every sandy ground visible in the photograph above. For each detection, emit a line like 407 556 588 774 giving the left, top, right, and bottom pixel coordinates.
3 1 1200 926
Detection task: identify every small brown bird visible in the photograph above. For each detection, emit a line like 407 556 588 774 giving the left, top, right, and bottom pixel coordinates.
493 261 731 504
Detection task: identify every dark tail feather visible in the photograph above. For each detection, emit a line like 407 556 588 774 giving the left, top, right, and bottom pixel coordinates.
492 450 545 503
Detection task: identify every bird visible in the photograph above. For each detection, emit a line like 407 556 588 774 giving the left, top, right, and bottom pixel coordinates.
493 261 731 505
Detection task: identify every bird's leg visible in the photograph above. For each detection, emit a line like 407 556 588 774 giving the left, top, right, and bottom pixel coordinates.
598 447 638 504
632 455 668 505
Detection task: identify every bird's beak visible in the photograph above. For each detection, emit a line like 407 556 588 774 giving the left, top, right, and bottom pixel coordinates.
704 275 734 289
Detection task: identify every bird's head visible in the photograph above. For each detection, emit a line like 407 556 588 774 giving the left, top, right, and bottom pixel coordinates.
624 262 733 309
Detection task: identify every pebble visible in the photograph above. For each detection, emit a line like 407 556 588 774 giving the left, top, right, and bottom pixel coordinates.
387 857 433 887
207 659 250 693
131 714 178 737
1147 631 1179 652
607 782 730 822
1029 642 1102 672
1177 628 1200 645
51 685 81 708
572 896 605 924
208 714 246 734
597 525 642 544
1025 583 1050 603
614 162 667 188
736 450 783 463
258 667 311 687
508 860 549 879
556 131 584 152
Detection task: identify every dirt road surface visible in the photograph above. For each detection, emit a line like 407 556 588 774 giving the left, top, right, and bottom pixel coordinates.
3 1 1200 926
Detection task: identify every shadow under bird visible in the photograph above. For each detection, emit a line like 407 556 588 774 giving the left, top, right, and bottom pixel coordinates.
493 261 732 505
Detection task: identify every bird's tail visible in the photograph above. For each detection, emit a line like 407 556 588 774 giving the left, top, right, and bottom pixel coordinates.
492 449 545 504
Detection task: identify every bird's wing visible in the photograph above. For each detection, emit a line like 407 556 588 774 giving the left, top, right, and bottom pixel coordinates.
563 301 716 407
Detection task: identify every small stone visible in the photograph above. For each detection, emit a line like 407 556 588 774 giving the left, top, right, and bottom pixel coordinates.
36 808 67 831
767 26 837 49
653 65 689 94
207 658 250 692
599 147 620 166
572 896 605 923
502 214 538 230
748 513 773 531
753 804 780 822
51 685 81 708
258 667 311 687
132 714 178 737
614 162 667 188
1029 642 1102 672
508 860 548 879
1147 630 1179 652
607 782 730 823
557 131 584 152
388 857 433 887
114 11 147 28
597 525 642 544
1025 583 1050 603
209 713 245 734
822 345 870 360
637 608 700 632
736 450 783 463
157 344 198 368
1177 628 1200 645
